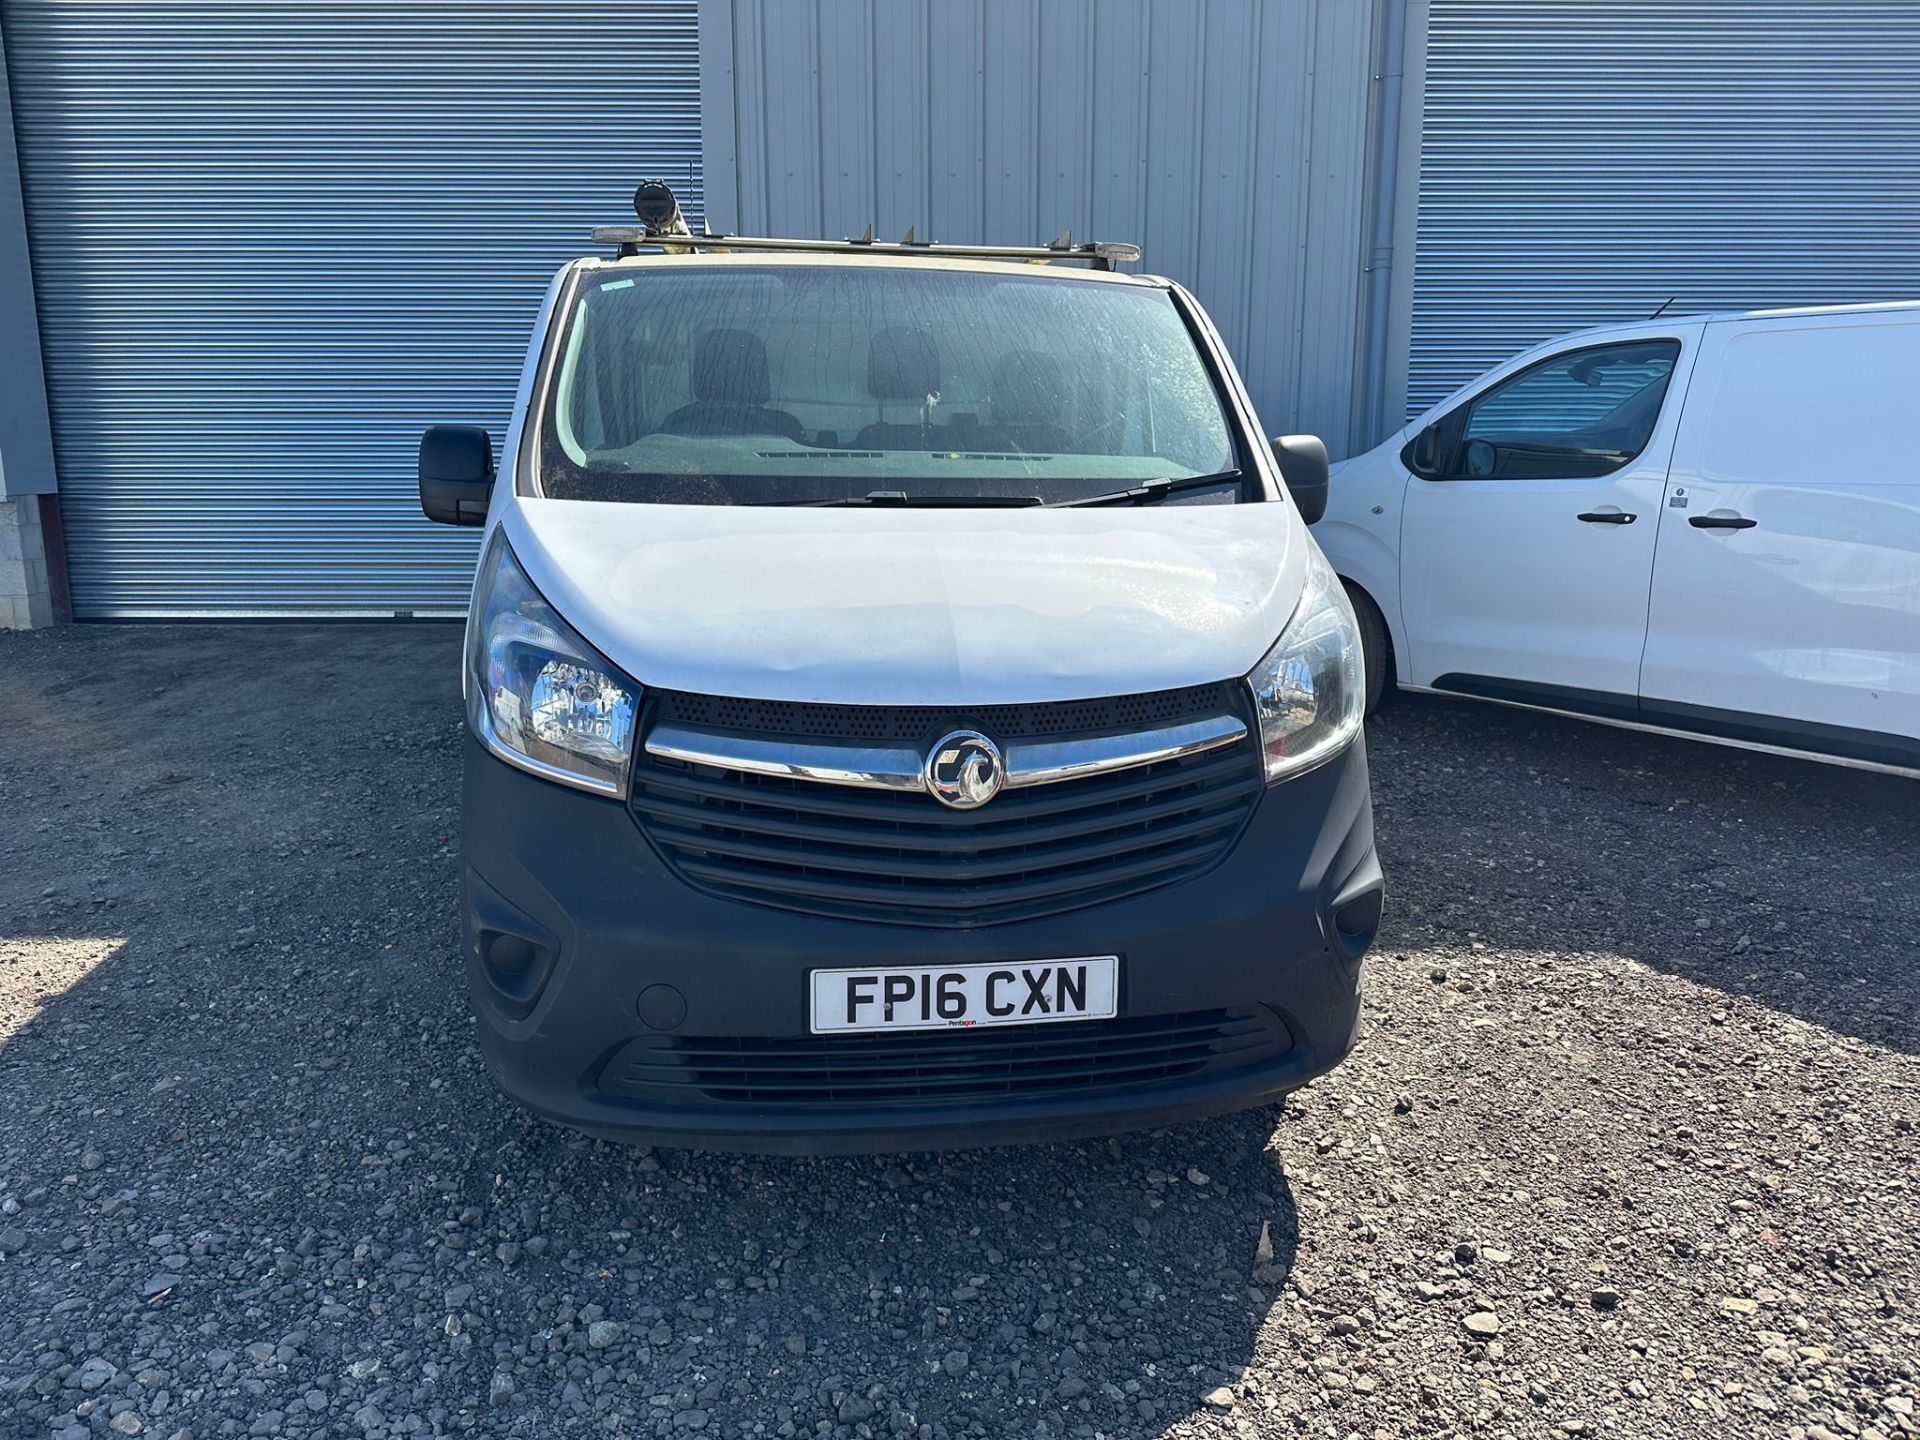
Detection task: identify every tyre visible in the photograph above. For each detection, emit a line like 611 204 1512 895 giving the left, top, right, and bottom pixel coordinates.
1343 582 1391 717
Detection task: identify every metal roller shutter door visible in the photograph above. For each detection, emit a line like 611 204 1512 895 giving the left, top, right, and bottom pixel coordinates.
3 0 700 616
1411 0 1920 415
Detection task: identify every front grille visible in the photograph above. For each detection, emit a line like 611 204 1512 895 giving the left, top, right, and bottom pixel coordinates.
599 1008 1293 1108
651 683 1244 741
627 685 1263 927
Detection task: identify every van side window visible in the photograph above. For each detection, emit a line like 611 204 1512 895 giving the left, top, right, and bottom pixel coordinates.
1432 339 1681 480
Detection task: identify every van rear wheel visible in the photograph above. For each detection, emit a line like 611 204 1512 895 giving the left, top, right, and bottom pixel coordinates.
1343 582 1391 717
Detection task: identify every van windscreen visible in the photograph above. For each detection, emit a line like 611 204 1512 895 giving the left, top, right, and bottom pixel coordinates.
535 265 1242 506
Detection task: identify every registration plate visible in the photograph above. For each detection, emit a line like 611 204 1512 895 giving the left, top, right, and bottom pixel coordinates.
809 958 1119 1034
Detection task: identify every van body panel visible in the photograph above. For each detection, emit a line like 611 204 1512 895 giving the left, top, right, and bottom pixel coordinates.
500 496 1308 706
1316 451 1411 659
1318 302 1919 773
1643 311 1920 743
1395 323 1701 693
491 265 571 527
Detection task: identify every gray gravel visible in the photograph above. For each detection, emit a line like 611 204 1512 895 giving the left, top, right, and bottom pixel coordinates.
0 622 1915 1440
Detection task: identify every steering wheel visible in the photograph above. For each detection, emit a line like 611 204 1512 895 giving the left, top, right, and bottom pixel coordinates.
1463 439 1498 478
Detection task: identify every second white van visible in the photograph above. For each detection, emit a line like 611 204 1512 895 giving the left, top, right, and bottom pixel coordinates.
1317 300 1920 777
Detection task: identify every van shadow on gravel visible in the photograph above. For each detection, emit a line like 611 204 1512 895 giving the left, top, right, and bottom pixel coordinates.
0 623 1297 1437
1363 692 1920 1059
483 1108 1301 1430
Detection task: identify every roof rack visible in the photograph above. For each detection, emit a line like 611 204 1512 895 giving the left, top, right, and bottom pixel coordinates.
591 225 1136 270
591 227 1140 270
593 186 1139 270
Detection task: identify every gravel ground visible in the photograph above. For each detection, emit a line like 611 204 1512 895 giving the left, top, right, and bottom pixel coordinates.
0 622 1915 1440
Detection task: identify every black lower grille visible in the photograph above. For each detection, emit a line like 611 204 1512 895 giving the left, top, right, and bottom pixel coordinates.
599 1008 1293 1108
627 685 1262 927
649 683 1241 741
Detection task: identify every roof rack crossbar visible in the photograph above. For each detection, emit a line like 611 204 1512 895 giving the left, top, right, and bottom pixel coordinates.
588 228 1141 270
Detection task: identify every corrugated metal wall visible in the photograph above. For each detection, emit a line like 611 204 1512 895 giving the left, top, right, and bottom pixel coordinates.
1410 0 1920 415
700 0 1386 457
3 0 700 616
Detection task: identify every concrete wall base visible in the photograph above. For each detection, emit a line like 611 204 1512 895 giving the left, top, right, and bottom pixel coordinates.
0 496 55 629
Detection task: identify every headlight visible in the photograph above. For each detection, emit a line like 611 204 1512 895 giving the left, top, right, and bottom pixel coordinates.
465 530 640 796
1247 542 1364 782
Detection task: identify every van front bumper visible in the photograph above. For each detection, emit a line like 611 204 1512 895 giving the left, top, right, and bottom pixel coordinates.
458 734 1382 1154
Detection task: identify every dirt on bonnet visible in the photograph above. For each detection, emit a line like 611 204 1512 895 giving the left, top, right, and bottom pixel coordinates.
0 621 1914 1440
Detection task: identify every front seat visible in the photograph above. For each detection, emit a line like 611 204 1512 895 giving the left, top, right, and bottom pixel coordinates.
988 350 1071 454
855 326 941 450
657 329 804 441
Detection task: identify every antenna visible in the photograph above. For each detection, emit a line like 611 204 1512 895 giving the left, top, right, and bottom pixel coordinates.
1648 296 1677 319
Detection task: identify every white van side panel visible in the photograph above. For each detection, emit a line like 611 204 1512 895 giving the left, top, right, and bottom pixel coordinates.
1314 440 1415 674
487 264 572 531
1642 311 1920 746
1396 325 1701 696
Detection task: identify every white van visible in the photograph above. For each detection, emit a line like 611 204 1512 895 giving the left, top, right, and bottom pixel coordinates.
416 187 1384 1153
1317 301 1920 777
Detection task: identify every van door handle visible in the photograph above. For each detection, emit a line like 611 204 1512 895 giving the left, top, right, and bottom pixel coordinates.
1576 511 1636 525
1689 515 1757 530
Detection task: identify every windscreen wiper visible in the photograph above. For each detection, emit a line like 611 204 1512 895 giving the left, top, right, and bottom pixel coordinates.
1051 470 1244 508
787 490 1045 508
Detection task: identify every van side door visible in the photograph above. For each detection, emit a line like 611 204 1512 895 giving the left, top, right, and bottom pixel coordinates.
1640 311 1920 767
1398 328 1698 704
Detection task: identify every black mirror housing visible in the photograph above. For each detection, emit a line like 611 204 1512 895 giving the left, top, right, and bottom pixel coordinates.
1270 434 1329 526
419 425 495 526
1408 422 1443 475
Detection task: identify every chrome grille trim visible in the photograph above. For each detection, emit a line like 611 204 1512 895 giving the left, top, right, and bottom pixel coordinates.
645 726 925 792
644 712 1248 795
1004 715 1248 790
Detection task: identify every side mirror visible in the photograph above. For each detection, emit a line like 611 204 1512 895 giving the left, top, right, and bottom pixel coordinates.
1270 434 1329 526
419 425 494 526
1409 422 1443 475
